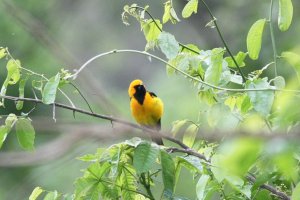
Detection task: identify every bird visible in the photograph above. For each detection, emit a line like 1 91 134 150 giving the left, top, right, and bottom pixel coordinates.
128 79 164 145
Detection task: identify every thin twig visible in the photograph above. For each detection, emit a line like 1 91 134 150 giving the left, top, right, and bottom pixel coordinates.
69 82 94 114
140 173 155 200
269 0 278 76
247 175 290 200
52 103 56 122
69 49 300 94
167 147 209 162
199 0 246 82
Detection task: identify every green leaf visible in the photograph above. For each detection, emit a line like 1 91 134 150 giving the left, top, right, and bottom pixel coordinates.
163 1 180 24
179 156 203 172
224 51 247 68
210 154 226 183
32 80 44 92
247 19 266 60
182 0 198 18
278 0 293 31
87 162 111 180
74 177 100 200
61 193 74 200
196 175 210 200
1 114 18 148
181 44 201 54
0 47 6 59
174 156 202 187
254 190 272 200
166 57 178 75
120 165 137 200
171 119 188 136
270 144 298 180
77 148 104 162
182 124 198 147
29 187 44 200
133 142 159 174
160 150 175 197
124 137 143 147
16 77 28 110
207 103 238 129
5 113 18 127
170 7 180 23
246 78 274 116
163 1 172 24
42 73 60 104
292 182 300 200
0 126 9 149
6 59 21 85
236 94 252 114
0 59 21 105
78 163 113 199
158 31 180 60
142 19 162 49
98 182 119 200
16 118 35 150
204 48 225 85
224 96 237 111
281 51 300 70
43 191 59 200
198 89 216 106
273 76 285 89
230 74 243 85
219 138 263 176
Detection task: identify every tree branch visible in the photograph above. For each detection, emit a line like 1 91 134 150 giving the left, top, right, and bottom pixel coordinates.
247 175 290 200
0 94 291 199
0 94 188 149
167 147 209 162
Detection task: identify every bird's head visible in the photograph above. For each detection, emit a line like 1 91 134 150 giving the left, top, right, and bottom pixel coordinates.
128 79 146 98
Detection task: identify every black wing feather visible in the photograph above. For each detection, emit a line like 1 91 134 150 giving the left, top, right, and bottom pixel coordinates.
149 92 157 97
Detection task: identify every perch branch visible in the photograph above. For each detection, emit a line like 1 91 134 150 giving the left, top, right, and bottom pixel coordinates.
0 94 291 200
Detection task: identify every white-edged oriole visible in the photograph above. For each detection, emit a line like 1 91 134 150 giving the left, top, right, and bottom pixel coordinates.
128 79 164 145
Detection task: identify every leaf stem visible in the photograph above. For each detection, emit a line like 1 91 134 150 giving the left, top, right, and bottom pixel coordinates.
199 0 246 82
87 168 148 198
269 0 278 76
140 173 155 200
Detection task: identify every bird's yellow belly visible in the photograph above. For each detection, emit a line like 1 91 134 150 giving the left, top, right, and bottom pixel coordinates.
130 97 163 126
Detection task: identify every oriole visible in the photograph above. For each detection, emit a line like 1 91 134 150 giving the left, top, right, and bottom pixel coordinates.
128 79 164 145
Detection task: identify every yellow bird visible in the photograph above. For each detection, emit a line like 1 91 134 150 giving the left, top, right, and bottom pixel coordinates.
128 79 164 145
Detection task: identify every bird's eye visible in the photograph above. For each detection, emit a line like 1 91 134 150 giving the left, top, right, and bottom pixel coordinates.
137 85 142 90
136 85 142 90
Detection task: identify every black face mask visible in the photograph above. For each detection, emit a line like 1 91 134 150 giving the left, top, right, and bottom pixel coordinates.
134 85 146 105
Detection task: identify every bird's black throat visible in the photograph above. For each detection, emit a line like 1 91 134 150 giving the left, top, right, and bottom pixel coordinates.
134 85 146 105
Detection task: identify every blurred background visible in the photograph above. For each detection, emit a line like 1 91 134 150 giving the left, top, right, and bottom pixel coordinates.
0 0 299 199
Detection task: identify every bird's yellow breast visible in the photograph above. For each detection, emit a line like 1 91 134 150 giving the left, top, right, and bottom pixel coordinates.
130 92 163 126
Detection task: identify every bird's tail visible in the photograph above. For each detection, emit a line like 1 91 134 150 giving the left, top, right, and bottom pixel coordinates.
150 135 164 145
143 119 164 145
